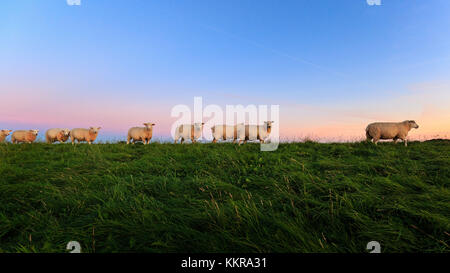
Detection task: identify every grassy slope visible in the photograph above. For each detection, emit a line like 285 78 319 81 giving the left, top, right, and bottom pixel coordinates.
0 141 448 253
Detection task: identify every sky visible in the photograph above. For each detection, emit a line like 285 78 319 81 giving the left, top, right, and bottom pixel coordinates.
1 0 449 142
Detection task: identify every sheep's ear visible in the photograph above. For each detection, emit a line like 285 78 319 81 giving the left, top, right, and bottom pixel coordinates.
89 127 94 129
152 123 155 126
202 123 205 125
98 127 102 130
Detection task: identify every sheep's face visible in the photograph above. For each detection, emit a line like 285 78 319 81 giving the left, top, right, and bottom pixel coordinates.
1 130 12 136
63 129 70 136
144 123 155 129
265 121 274 129
409 120 419 129
194 123 205 129
30 129 39 136
89 127 101 134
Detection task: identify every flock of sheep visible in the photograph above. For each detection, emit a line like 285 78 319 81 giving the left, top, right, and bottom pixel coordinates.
0 120 419 146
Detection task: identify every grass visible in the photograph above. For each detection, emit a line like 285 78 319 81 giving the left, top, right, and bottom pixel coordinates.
0 141 449 253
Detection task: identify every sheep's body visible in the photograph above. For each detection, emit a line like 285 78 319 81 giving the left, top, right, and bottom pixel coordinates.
0 130 12 143
174 123 204 144
237 121 274 144
211 124 243 143
366 120 419 146
46 128 70 144
70 127 101 144
11 130 39 144
127 123 155 144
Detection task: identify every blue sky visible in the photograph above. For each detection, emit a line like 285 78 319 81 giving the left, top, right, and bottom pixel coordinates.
1 0 449 141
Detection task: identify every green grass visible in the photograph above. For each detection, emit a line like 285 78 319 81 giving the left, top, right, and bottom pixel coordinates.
0 141 449 253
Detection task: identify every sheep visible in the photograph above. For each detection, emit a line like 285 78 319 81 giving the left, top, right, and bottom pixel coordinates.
211 124 245 143
366 120 419 146
46 128 70 144
174 123 204 144
70 127 101 145
127 123 155 144
11 130 39 144
0 130 13 143
237 121 274 145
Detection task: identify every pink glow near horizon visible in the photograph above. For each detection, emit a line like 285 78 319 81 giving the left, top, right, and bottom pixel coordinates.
1 83 449 142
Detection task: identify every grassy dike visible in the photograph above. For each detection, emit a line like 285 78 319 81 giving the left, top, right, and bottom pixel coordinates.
0 141 449 253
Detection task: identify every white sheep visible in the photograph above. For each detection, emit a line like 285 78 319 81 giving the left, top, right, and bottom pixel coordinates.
237 121 274 145
174 123 204 144
11 130 39 144
70 127 101 145
211 124 244 143
127 123 155 144
46 128 70 144
366 120 419 146
0 130 12 143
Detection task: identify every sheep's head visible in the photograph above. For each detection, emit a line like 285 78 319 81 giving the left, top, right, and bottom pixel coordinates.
408 120 419 129
89 127 101 134
30 129 39 136
265 121 274 129
143 123 156 129
63 129 70 136
194 123 205 129
1 130 12 136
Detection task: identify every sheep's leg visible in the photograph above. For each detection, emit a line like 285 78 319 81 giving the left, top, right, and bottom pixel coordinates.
212 138 217 144
127 136 131 144
404 139 408 147
181 138 184 144
373 137 379 145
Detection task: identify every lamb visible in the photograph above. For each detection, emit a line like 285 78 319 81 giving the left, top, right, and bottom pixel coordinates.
236 121 274 145
211 124 244 143
46 128 70 144
0 130 13 143
11 130 39 144
127 123 155 144
174 123 204 144
70 127 101 145
366 120 419 146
